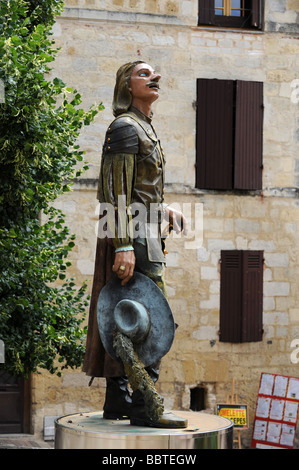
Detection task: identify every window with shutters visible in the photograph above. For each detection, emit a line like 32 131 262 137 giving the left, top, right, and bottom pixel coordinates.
198 0 263 30
196 78 263 191
219 250 263 343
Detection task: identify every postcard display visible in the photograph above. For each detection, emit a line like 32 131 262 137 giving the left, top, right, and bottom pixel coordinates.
251 373 299 449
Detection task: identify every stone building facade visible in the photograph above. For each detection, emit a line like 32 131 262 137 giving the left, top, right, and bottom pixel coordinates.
30 0 299 447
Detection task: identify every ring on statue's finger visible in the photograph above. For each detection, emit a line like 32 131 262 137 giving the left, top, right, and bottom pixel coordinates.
119 265 126 272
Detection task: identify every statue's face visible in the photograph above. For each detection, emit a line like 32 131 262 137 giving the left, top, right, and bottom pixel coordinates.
128 63 161 104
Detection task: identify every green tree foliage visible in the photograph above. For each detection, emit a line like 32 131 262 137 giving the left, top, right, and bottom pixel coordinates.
0 0 104 377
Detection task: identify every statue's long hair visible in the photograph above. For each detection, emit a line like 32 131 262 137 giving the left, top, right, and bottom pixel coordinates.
112 60 144 117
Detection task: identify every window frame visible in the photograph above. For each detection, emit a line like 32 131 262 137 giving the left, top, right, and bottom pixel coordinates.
215 0 251 18
198 0 263 30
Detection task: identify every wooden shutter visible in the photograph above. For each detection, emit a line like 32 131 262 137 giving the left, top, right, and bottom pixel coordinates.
220 251 243 342
251 0 261 29
234 80 263 190
241 251 264 342
198 0 215 25
196 79 234 190
220 250 263 343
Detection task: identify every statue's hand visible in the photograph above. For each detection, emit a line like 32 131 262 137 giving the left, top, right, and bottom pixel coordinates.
112 250 136 286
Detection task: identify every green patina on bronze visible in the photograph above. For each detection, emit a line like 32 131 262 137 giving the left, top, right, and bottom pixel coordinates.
113 331 164 422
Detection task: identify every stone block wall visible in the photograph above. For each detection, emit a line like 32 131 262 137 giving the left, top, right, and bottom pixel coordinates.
30 1 299 447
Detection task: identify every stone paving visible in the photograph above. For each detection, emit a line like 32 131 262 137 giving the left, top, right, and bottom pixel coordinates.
0 435 54 449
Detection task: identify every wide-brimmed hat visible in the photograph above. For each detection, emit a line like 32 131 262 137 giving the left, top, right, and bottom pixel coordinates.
97 272 175 367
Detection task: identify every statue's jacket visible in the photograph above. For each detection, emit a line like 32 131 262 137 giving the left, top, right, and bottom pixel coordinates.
97 106 166 262
83 107 166 377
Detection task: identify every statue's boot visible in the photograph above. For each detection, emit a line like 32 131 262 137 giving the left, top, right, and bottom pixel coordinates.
103 376 132 419
129 364 188 429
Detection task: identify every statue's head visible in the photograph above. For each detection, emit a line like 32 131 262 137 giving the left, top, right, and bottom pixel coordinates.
112 60 144 117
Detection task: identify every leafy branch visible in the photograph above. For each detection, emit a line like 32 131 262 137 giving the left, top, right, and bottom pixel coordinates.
0 0 103 377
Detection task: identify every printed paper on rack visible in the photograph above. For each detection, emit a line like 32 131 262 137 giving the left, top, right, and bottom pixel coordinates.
259 373 274 395
256 397 271 419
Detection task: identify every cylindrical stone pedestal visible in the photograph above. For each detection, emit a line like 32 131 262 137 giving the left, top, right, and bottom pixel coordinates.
55 410 233 449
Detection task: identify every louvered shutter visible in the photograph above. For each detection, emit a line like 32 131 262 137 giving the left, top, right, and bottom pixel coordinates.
220 251 243 342
241 251 263 342
196 79 234 190
234 81 263 190
220 250 263 343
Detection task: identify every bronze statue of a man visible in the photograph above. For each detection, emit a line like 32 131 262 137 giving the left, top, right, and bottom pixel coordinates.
83 61 187 428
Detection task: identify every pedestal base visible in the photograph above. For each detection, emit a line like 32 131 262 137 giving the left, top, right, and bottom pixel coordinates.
55 410 233 449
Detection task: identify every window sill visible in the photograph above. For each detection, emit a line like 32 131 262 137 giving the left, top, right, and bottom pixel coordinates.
192 25 264 34
165 183 263 196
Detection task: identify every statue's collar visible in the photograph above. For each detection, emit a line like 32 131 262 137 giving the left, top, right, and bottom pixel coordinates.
129 106 153 123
